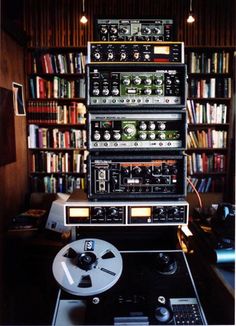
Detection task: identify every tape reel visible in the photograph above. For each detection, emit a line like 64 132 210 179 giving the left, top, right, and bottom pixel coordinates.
52 238 123 296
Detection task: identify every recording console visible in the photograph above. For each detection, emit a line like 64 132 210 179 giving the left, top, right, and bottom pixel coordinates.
87 111 187 151
87 41 184 63
52 239 207 325
87 154 186 200
86 63 187 108
94 18 174 41
65 190 189 226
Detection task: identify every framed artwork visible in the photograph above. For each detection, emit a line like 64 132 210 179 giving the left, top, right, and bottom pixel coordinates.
12 82 26 116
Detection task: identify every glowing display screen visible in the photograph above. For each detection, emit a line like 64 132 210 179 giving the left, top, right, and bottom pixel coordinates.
154 46 170 54
69 207 90 217
131 207 151 217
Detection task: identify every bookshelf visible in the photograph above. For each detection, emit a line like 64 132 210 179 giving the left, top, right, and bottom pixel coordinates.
26 47 88 194
185 46 235 197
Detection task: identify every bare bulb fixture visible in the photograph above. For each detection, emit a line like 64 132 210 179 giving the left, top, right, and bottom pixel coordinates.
80 0 88 24
187 0 195 23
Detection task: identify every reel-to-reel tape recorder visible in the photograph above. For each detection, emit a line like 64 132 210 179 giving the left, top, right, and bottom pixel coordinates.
52 238 207 325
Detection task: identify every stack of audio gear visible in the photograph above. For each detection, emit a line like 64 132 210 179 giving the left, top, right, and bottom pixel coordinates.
85 40 188 208
52 18 207 326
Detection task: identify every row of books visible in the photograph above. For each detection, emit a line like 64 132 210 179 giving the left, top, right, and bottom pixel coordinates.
31 150 88 173
187 100 227 124
188 77 231 98
188 130 227 148
187 176 225 193
186 51 230 74
30 175 85 194
187 153 226 174
28 51 87 74
27 101 86 124
28 125 86 149
29 76 85 99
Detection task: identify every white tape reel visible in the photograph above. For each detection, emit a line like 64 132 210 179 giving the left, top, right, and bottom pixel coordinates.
53 238 123 296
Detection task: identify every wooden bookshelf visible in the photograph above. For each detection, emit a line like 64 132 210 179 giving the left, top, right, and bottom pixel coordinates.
185 46 235 198
26 47 88 194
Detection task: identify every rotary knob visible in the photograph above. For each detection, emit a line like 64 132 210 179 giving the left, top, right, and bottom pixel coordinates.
113 132 121 140
174 77 180 85
94 207 104 217
166 78 172 85
144 53 151 60
155 306 171 323
123 124 136 136
108 207 118 217
121 167 129 175
120 52 127 61
102 88 109 96
144 78 152 85
93 131 101 141
154 207 165 216
154 88 163 95
111 87 119 96
92 88 100 96
110 27 118 34
100 27 108 35
170 207 179 215
132 166 142 175
148 132 156 140
157 123 166 130
142 27 151 34
103 131 111 140
139 122 147 131
122 78 131 86
133 52 140 60
154 78 163 85
120 26 129 34
133 76 142 85
94 52 101 60
143 88 152 95
144 167 152 175
139 132 147 140
107 52 114 60
148 121 156 130
153 27 161 34
158 132 166 140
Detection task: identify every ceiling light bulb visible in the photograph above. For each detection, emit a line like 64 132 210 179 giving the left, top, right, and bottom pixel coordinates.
80 15 88 24
187 14 195 23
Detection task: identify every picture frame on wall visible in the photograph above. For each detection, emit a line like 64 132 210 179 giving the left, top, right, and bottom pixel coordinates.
12 82 25 116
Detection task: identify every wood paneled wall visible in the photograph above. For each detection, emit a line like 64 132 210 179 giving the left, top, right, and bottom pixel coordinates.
23 0 235 47
0 31 28 232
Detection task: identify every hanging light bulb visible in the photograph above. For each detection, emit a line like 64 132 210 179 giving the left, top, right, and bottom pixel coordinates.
187 0 195 23
80 0 88 24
